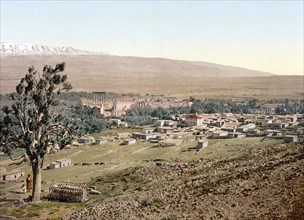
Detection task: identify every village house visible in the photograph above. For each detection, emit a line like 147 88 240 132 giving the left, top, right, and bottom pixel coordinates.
269 121 283 129
236 123 256 133
157 127 174 135
244 119 254 124
252 129 263 135
50 158 71 169
252 119 266 126
287 116 297 123
222 126 236 133
142 127 156 134
185 114 204 127
77 136 95 145
284 135 298 143
271 131 283 137
196 139 208 150
116 132 131 139
0 168 25 182
228 132 246 138
211 120 225 128
155 120 176 127
123 139 136 145
50 162 60 169
212 130 229 139
132 132 158 141
266 119 273 124
164 120 177 127
94 138 108 145
57 158 72 167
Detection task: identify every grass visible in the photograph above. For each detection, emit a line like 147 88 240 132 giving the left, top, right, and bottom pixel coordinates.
0 201 84 220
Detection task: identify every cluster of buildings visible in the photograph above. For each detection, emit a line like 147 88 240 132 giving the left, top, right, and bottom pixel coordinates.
72 113 303 152
123 113 302 150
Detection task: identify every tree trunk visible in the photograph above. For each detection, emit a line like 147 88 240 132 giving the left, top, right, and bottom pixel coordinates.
31 157 43 202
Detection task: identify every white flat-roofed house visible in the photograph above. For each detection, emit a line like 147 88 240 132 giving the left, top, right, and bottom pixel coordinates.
185 114 204 127
0 169 25 182
212 130 229 139
228 132 246 138
284 135 298 143
50 162 60 169
236 123 256 133
157 127 174 134
55 158 71 168
132 132 158 141
197 139 208 150
123 139 136 145
116 132 131 139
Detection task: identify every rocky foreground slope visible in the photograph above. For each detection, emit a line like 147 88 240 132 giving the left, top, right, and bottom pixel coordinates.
63 143 304 220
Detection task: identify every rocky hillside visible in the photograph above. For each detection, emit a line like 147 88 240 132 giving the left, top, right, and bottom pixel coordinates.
63 143 304 220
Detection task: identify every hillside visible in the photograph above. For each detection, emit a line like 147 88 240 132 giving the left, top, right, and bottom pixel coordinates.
0 43 272 78
1 129 303 219
1 43 302 99
63 142 304 220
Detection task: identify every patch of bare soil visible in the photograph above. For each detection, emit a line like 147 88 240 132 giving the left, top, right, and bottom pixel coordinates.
63 143 304 220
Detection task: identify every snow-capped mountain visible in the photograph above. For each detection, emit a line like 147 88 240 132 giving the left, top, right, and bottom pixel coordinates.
0 42 102 56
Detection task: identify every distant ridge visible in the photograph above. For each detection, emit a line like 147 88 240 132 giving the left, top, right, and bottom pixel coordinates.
0 42 274 80
0 42 105 56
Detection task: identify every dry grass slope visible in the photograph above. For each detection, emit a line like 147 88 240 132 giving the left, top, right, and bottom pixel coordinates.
1 55 302 99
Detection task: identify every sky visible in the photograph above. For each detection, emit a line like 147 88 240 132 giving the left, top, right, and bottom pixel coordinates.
1 1 303 75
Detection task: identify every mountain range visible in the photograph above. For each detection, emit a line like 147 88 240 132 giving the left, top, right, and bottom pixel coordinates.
0 42 273 78
2 43 302 99
0 42 102 56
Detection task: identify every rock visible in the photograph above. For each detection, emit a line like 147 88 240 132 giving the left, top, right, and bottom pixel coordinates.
89 189 101 195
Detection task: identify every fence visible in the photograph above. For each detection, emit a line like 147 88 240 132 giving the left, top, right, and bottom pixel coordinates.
48 181 87 202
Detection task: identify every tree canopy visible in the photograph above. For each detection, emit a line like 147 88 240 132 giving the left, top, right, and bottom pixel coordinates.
0 63 76 201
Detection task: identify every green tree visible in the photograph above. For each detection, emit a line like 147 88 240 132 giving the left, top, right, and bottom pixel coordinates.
0 63 76 201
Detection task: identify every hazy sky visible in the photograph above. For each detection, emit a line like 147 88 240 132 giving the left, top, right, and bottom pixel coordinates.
1 1 303 75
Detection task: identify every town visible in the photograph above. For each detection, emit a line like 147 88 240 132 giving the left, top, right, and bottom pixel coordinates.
0 92 304 182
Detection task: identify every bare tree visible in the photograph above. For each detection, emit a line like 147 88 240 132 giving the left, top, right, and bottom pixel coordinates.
0 63 77 201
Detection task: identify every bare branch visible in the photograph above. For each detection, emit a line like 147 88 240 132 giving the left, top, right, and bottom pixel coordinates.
9 153 28 166
9 153 26 161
